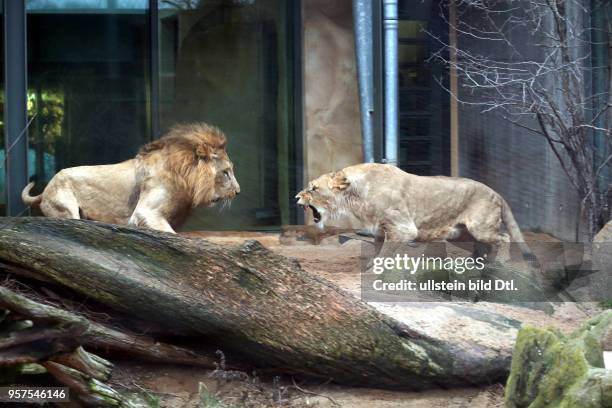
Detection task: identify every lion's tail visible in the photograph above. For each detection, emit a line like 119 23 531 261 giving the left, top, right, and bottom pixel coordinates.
501 198 539 267
21 182 42 207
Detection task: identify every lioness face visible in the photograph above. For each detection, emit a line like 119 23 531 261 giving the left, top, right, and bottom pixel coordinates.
295 173 336 225
209 157 240 206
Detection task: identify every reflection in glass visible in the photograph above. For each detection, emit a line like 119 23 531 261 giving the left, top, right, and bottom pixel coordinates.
0 1 4 215
398 20 426 39
27 1 148 11
160 0 295 230
26 0 150 195
398 0 449 176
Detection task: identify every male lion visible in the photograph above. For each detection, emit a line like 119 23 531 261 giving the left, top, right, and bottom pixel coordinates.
296 163 537 264
22 123 240 233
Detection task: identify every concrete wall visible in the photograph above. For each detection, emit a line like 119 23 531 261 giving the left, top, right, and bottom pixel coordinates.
458 105 580 241
456 4 582 241
302 0 363 183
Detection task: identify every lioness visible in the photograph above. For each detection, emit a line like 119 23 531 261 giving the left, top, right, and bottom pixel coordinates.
22 123 240 233
296 163 537 263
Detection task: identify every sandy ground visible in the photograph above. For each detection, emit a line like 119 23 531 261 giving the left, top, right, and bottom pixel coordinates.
110 231 602 408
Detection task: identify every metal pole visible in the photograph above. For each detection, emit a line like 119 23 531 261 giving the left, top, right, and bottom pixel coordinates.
353 0 375 163
372 0 384 162
449 0 459 176
292 0 305 225
591 0 610 195
4 0 28 216
149 0 160 139
383 0 398 166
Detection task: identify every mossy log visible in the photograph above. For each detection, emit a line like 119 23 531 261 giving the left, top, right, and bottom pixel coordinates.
51 347 113 381
0 217 513 390
42 360 147 408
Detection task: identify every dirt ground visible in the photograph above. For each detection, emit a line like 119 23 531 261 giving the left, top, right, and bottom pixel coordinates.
111 231 603 408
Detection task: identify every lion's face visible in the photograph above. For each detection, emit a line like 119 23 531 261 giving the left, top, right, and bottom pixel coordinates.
208 156 240 207
296 171 349 225
188 149 240 209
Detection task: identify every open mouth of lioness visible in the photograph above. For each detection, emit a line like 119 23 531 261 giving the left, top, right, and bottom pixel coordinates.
300 204 322 223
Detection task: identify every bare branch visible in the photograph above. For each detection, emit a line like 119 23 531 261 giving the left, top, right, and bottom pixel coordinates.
431 0 611 237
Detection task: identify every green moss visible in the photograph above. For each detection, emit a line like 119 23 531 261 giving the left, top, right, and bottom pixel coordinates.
18 363 47 375
600 301 612 309
505 311 612 408
531 341 588 407
505 327 561 407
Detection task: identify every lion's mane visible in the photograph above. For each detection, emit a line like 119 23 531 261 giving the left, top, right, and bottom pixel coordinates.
136 122 229 207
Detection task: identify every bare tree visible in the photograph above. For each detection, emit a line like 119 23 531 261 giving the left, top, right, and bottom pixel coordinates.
431 0 611 239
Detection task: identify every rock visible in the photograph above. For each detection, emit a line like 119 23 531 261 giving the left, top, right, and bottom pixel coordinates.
594 221 612 244
593 222 612 303
504 310 612 408
594 221 612 270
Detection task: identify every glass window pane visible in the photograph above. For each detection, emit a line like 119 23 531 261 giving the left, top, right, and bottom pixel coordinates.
0 1 4 216
26 0 150 195
160 0 296 230
399 44 426 65
398 20 426 39
27 0 148 11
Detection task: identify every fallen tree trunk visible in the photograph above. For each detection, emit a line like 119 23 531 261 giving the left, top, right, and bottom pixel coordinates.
0 217 514 389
